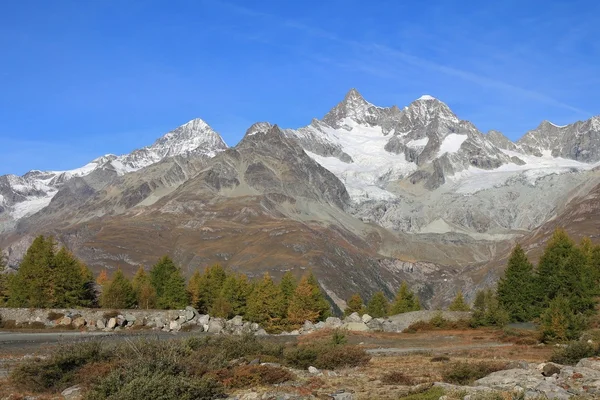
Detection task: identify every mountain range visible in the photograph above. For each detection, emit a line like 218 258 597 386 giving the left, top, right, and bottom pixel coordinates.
2 89 599 309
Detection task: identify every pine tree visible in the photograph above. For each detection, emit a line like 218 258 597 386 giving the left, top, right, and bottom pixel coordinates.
246 273 286 331
132 267 156 309
158 267 189 309
187 270 203 309
52 247 94 307
540 296 588 342
7 235 56 307
149 256 178 300
279 271 297 311
220 273 250 317
0 248 7 305
196 264 227 313
344 293 366 316
287 274 330 325
390 282 421 315
367 291 389 318
536 229 596 315
306 272 331 320
497 244 537 321
448 291 470 311
471 289 508 327
100 269 136 309
96 269 109 286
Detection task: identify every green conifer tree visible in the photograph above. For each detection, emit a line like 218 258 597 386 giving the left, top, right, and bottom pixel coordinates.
149 256 178 299
497 244 537 321
196 264 227 313
52 247 94 307
0 248 7 305
219 273 250 317
540 295 588 342
536 229 596 315
344 293 366 316
246 273 285 331
390 282 421 315
279 271 297 311
158 267 189 309
100 269 136 309
132 266 156 309
448 291 471 311
367 291 389 318
7 235 56 307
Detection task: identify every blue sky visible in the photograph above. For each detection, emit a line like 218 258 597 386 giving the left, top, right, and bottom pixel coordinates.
1 0 598 175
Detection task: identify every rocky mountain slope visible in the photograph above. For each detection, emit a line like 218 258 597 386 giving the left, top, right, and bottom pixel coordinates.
0 119 226 232
1 89 599 308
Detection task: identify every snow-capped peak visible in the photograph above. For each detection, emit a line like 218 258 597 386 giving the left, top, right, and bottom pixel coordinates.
417 94 437 101
403 95 459 125
322 88 380 127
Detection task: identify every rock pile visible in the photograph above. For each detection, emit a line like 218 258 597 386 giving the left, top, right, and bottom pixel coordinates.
435 357 600 399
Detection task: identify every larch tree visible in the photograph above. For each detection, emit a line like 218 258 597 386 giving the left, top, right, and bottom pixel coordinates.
287 274 330 325
279 271 297 311
132 266 156 309
7 235 56 308
0 248 7 305
448 290 470 312
390 282 420 315
344 293 366 316
96 269 109 286
246 273 286 330
187 270 203 309
367 291 389 318
100 269 136 309
158 266 189 309
52 247 94 307
497 244 537 321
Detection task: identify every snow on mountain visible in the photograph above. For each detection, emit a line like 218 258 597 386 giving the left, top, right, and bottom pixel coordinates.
0 118 227 224
285 89 600 203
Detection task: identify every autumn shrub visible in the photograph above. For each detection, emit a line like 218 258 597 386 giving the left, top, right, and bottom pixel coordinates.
430 356 450 363
442 361 506 385
404 318 471 333
381 371 415 385
550 341 598 365
11 341 112 392
284 342 370 370
219 365 294 388
102 310 120 320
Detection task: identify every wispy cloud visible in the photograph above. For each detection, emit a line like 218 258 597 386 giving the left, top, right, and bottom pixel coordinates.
214 0 589 116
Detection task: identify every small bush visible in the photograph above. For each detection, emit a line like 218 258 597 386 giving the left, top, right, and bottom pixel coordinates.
219 365 294 388
47 311 65 321
284 342 370 370
11 341 112 392
331 328 347 345
29 321 47 329
442 361 506 385
404 319 472 333
86 365 224 400
398 387 445 400
381 371 415 385
550 341 598 365
430 356 450 363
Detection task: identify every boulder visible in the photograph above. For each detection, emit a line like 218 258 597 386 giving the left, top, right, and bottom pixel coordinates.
361 314 372 323
542 363 561 377
169 320 181 332
153 317 165 329
532 380 571 400
96 319 106 329
256 329 268 336
208 318 225 334
325 316 342 328
72 317 86 329
250 322 260 331
366 318 383 331
308 366 320 374
315 321 325 329
61 385 83 400
116 315 126 327
475 368 544 391
331 391 354 400
197 314 210 326
303 320 315 331
345 312 362 323
107 318 117 329
344 322 369 332
576 358 600 371
59 316 72 326
184 306 198 321
124 313 136 323
228 315 244 327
